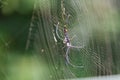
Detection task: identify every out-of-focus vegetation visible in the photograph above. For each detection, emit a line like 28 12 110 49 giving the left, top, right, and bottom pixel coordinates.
0 0 120 80
1 0 34 15
8 54 51 80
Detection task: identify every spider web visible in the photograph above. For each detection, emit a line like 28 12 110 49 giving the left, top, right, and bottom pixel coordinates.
0 0 117 79
52 0 114 78
25 0 116 79
67 0 116 77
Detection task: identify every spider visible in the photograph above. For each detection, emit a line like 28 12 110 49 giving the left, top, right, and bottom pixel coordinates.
54 22 84 68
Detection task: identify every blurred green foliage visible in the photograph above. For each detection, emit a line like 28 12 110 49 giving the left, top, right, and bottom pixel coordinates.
1 0 34 15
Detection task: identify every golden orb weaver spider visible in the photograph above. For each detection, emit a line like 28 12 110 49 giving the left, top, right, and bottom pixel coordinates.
54 22 84 68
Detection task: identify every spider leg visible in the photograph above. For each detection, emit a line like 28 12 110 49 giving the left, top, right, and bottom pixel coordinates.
70 35 77 41
54 22 63 41
65 47 84 68
65 14 70 24
62 45 66 49
70 45 84 49
65 47 70 64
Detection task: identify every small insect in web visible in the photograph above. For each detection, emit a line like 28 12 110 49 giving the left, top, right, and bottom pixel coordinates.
54 22 84 68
